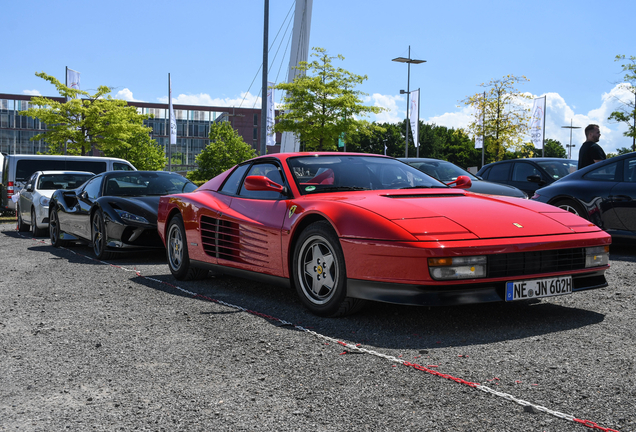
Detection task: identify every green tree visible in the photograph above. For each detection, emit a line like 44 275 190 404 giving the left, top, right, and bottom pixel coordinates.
273 47 384 151
543 138 567 158
187 121 257 181
608 55 636 151
463 75 532 161
103 131 166 171
20 72 154 157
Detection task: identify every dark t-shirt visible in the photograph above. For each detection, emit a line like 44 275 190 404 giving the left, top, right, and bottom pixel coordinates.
578 141 606 169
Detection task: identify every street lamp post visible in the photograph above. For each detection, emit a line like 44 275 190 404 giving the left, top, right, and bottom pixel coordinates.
561 119 581 159
392 46 425 158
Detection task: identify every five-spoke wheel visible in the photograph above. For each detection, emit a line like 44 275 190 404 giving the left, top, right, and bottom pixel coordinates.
167 214 208 281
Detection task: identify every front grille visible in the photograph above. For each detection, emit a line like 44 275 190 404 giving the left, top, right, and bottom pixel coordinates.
488 248 586 278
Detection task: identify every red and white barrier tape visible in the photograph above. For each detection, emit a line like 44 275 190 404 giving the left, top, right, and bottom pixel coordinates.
10 228 622 432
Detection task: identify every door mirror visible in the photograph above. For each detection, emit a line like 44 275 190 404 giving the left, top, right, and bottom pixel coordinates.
527 174 545 185
244 175 284 193
447 175 472 189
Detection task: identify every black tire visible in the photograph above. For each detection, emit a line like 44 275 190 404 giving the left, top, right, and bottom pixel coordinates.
92 209 115 260
49 208 68 247
17 204 29 232
292 221 366 317
554 199 587 219
31 208 45 237
167 214 209 281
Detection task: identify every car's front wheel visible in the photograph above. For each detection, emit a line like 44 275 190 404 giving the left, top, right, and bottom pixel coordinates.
49 208 68 247
167 214 209 281
292 221 365 317
31 208 45 237
92 209 115 260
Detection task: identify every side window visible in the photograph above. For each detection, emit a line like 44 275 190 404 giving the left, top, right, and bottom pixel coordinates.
479 167 491 179
113 162 135 171
82 176 103 200
584 162 618 182
239 163 285 199
220 165 250 195
512 162 540 182
488 163 511 182
623 158 636 182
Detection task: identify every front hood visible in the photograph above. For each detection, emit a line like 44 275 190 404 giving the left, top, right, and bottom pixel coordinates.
337 190 598 240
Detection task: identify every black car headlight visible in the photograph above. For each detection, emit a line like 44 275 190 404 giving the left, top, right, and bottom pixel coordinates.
428 256 487 280
114 209 150 224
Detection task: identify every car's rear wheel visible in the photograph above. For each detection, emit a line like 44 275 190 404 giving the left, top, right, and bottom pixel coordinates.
167 214 209 281
49 208 68 247
31 208 45 237
554 199 587 219
292 221 366 317
92 209 115 260
17 204 29 232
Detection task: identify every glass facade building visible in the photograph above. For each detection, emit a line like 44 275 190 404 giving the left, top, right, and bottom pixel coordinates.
0 94 280 170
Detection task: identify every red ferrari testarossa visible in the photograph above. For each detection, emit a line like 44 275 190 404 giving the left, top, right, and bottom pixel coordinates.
157 153 610 317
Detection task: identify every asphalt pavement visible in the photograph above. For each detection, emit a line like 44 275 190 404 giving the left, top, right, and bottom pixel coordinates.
1 223 634 431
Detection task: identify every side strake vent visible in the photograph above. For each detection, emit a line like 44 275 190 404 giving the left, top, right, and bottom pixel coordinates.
200 215 269 266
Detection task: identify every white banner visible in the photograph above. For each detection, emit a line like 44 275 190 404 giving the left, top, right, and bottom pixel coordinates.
169 76 177 145
530 96 546 149
409 89 419 148
66 68 80 90
266 81 276 146
475 103 484 149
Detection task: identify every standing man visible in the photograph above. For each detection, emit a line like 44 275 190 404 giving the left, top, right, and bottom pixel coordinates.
578 124 606 169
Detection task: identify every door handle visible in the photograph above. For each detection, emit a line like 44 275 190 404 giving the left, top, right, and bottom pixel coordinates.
608 195 632 202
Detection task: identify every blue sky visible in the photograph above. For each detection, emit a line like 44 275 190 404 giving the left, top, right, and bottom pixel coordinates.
4 0 635 155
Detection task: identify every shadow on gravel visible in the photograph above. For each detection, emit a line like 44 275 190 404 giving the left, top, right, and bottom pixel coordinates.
609 243 636 263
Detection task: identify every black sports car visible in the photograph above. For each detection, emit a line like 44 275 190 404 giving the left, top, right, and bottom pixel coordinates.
49 171 197 259
477 158 577 196
531 152 636 241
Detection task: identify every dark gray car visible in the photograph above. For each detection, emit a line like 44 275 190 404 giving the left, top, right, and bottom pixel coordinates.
400 158 527 198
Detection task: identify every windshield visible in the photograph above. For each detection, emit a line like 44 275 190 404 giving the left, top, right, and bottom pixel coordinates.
287 155 445 195
38 173 94 190
535 159 578 180
104 172 196 196
405 160 477 182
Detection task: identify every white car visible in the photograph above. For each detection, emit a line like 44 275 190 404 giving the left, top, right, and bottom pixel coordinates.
17 171 94 236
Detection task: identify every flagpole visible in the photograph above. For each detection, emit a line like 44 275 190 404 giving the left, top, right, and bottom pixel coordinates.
260 0 269 156
416 88 421 158
65 66 68 155
481 91 485 168
541 95 546 157
168 73 172 172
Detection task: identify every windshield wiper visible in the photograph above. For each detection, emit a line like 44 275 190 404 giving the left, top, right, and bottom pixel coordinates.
313 186 369 192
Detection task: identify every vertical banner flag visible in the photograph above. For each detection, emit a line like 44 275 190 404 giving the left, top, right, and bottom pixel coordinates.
66 68 80 90
475 99 484 149
530 96 546 149
169 75 177 145
409 89 420 147
266 82 276 146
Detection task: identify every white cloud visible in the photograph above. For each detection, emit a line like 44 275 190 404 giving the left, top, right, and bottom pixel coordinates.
365 93 403 123
157 92 262 109
23 89 41 96
114 88 140 102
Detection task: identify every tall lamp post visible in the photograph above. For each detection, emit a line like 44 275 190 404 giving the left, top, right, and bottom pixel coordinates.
561 119 581 159
392 46 425 158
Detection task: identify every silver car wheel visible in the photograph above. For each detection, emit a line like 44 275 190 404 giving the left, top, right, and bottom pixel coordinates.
297 234 339 305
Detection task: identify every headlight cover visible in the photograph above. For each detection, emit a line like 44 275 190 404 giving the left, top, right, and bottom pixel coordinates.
585 246 610 268
428 255 487 280
39 196 50 207
114 209 150 225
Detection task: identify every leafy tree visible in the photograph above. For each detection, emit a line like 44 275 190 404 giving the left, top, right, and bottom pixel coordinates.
608 55 636 151
20 72 154 157
187 121 257 181
543 138 567 158
103 131 166 171
273 47 384 151
463 75 532 161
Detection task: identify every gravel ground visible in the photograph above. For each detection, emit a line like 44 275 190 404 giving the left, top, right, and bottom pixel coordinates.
1 222 634 432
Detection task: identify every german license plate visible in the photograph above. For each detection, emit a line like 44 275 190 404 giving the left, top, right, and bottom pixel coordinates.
505 276 572 301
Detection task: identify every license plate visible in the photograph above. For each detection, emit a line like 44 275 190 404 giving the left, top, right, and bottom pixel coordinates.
505 276 572 301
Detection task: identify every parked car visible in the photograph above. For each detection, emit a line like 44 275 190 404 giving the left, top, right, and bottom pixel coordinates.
156 152 610 317
476 158 577 196
49 171 197 259
1 154 136 212
400 158 527 198
531 152 636 241
17 171 94 236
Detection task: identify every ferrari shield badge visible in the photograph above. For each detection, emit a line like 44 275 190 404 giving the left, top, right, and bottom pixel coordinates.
288 205 297 218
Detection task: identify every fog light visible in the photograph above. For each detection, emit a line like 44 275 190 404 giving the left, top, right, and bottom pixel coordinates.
428 255 487 280
585 246 609 268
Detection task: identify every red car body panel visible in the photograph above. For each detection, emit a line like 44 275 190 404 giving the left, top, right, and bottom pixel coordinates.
157 152 611 308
